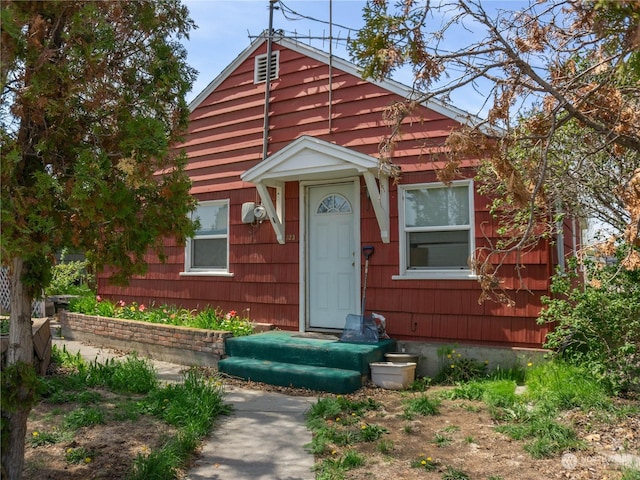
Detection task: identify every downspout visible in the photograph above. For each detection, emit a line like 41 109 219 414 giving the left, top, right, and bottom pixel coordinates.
262 0 277 161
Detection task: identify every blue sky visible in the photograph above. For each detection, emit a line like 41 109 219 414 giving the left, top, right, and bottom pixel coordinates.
183 1 370 102
181 1 532 112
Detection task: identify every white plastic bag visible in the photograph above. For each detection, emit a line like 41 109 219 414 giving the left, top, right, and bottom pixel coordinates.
371 313 390 339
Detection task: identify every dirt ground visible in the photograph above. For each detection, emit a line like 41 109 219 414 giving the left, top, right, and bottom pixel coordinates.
335 385 640 480
24 375 639 480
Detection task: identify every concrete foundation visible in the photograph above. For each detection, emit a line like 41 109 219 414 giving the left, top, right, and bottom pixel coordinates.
395 340 548 378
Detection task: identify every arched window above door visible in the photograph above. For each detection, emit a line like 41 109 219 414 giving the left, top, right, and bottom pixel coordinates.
316 194 352 214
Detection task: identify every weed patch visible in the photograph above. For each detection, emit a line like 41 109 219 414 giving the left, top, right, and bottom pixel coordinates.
26 345 229 479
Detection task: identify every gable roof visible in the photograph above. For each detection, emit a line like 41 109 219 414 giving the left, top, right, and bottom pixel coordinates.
189 33 484 129
241 135 379 184
241 135 391 245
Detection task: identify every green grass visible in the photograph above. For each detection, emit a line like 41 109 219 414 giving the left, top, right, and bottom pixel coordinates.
442 425 460 433
87 354 159 394
65 447 97 465
481 380 518 408
525 361 611 413
377 439 394 454
410 454 438 471
313 449 366 480
306 396 380 421
28 429 70 447
45 345 158 396
495 410 584 458
621 467 640 480
63 406 106 430
402 394 441 419
486 363 527 384
305 395 384 456
31 345 230 479
112 398 142 421
441 361 609 459
302 358 632 478
434 431 453 447
445 379 517 408
303 358 635 480
441 465 470 479
358 423 387 442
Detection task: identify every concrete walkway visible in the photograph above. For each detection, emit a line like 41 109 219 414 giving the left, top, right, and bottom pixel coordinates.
186 388 316 480
52 338 317 480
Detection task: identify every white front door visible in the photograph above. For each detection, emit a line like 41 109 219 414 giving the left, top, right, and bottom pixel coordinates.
306 182 359 330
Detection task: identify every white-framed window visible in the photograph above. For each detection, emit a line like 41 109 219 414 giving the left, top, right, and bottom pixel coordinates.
254 50 279 83
395 180 475 279
183 200 231 276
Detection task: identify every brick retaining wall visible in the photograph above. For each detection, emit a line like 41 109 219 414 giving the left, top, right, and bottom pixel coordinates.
59 311 231 367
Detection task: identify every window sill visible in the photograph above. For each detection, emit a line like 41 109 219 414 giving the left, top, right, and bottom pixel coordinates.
392 271 477 281
179 271 234 278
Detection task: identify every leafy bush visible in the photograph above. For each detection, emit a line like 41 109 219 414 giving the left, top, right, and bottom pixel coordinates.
45 249 93 296
538 248 640 394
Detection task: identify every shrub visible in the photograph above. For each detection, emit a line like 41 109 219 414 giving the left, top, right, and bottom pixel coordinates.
45 249 93 296
538 247 640 394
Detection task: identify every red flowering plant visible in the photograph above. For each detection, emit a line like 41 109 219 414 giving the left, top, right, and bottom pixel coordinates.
68 295 254 337
115 302 148 321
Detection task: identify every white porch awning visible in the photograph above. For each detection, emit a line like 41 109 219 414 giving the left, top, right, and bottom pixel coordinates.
241 135 390 244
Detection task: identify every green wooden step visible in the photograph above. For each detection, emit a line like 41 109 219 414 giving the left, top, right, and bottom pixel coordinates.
218 357 364 394
225 331 396 375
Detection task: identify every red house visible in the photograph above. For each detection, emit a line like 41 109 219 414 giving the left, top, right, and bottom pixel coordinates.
99 34 578 362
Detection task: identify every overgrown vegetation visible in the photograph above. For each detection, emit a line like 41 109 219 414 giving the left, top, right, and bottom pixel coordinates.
305 358 639 478
434 345 488 383
44 249 93 297
25 345 229 479
444 361 615 459
305 389 492 479
350 0 640 305
539 248 640 395
68 294 254 337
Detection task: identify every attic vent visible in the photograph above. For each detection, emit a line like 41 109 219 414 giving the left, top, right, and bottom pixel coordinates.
254 51 279 83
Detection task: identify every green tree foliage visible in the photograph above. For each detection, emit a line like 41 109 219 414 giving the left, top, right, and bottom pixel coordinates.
0 2 197 477
349 0 640 299
45 249 92 296
539 249 640 394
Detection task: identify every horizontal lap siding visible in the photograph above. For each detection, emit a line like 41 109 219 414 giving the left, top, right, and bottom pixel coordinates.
100 42 553 347
358 162 552 347
100 45 298 327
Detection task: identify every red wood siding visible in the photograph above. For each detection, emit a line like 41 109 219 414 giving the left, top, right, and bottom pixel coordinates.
98 41 564 348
